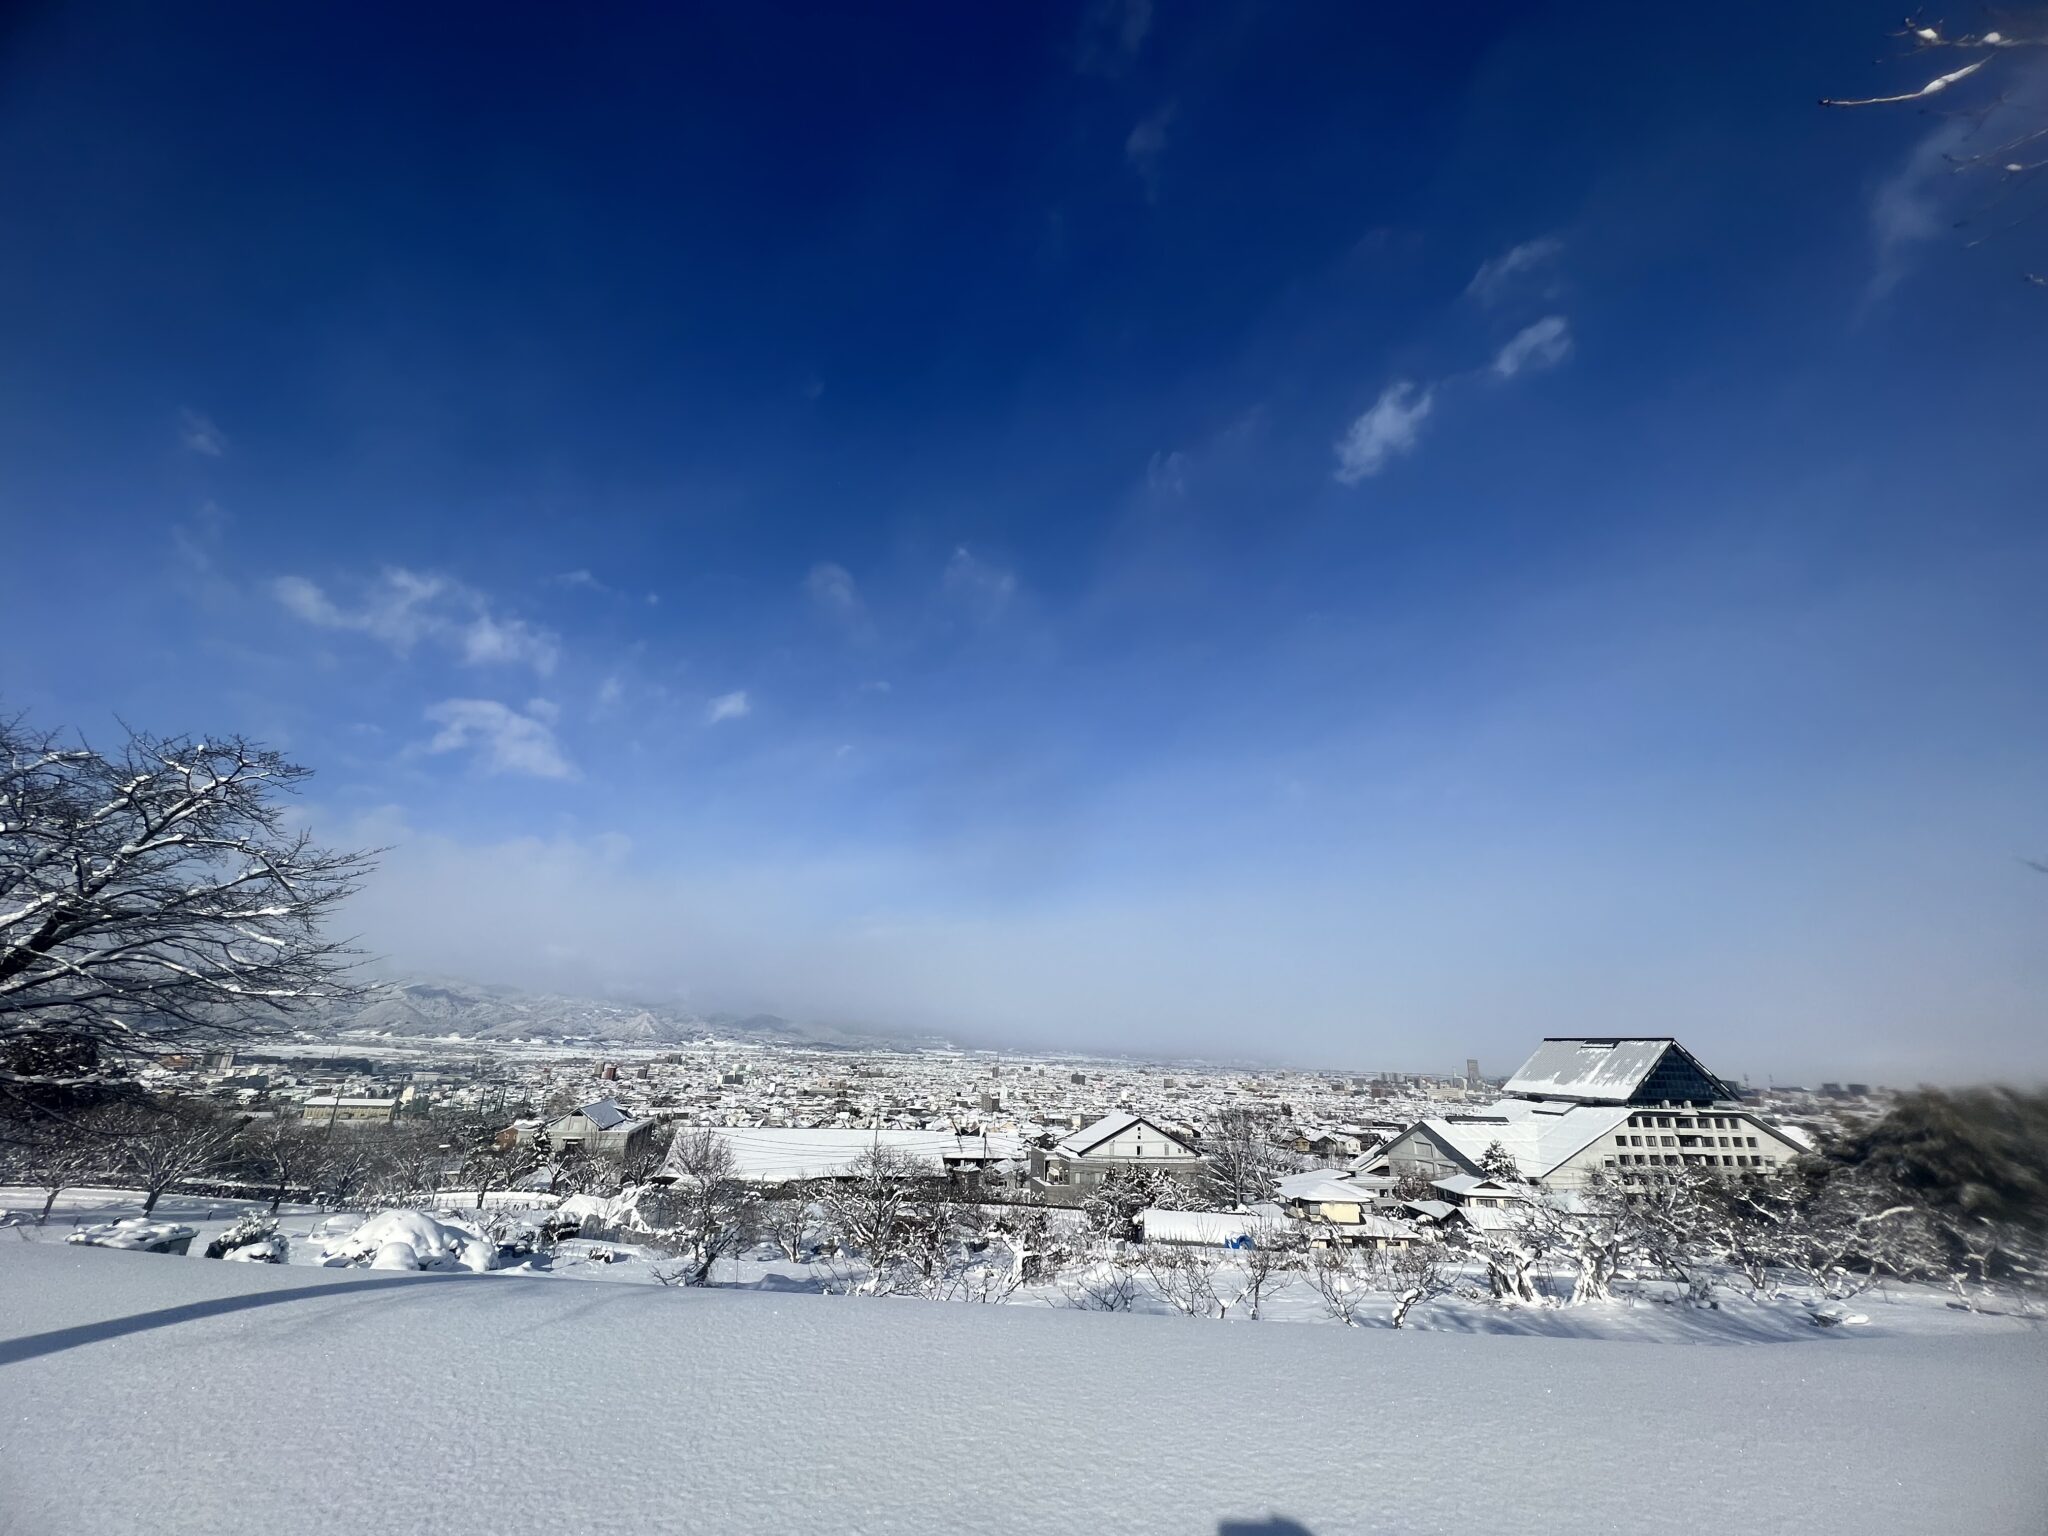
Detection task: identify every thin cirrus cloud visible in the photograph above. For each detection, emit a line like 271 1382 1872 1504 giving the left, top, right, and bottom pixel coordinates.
1078 0 1153 75
423 698 574 779
1465 236 1562 305
1333 381 1434 484
179 408 227 457
941 545 1019 623
1125 105 1174 200
804 561 863 622
707 690 751 725
1491 315 1573 379
271 566 560 676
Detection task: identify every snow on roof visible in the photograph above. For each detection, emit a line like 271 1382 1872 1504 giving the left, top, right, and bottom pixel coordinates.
303 1096 398 1109
1404 1098 1632 1180
1502 1039 1675 1102
1055 1111 1191 1157
1138 1208 1261 1245
574 1098 633 1130
1432 1174 1526 1198
1279 1172 1382 1206
665 1128 1027 1183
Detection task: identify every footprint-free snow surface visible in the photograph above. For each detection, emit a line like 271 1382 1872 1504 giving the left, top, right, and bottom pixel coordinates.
2 1242 2043 1535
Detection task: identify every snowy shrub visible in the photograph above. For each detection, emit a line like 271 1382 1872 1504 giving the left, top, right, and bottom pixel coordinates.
205 1212 288 1263
320 1209 495 1273
67 1219 198 1254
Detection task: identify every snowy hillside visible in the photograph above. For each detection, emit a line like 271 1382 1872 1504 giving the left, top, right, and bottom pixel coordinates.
293 975 936 1050
3 1242 2044 1536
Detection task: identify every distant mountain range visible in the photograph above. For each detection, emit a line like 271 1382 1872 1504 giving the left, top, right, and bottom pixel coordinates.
296 975 940 1052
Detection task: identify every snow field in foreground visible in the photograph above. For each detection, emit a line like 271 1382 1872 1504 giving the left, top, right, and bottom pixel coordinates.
2 1241 2045 1536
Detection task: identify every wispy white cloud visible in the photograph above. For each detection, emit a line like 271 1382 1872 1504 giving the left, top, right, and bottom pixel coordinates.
1125 106 1175 200
1146 449 1189 501
1466 237 1563 305
553 568 611 594
942 546 1018 621
805 561 863 622
424 698 574 779
1491 314 1573 379
179 408 227 457
1333 381 1433 484
270 566 560 676
1866 119 1973 300
707 690 751 725
1079 0 1153 73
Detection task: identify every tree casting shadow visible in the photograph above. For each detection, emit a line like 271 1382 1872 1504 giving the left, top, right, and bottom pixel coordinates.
0 1272 469 1366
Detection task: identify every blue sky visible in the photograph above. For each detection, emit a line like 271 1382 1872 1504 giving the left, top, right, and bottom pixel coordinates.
2 2 2044 1082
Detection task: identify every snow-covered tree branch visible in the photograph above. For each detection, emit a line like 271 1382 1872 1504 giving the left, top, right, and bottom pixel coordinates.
0 713 377 1077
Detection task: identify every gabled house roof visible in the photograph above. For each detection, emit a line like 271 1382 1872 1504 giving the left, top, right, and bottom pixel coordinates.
1432 1174 1528 1199
571 1098 634 1131
1054 1112 1196 1158
1393 1098 1633 1181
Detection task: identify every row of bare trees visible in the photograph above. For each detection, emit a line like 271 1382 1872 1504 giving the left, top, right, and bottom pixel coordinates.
0 1098 644 1223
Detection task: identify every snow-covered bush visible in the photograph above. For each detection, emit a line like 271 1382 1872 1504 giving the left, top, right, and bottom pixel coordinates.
67 1218 198 1255
320 1209 495 1273
205 1212 288 1263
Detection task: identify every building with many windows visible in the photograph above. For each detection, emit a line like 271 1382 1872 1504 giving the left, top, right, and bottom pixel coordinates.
1365 1038 1807 1191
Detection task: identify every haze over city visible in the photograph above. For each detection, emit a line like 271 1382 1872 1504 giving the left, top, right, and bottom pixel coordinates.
3 3 2043 1085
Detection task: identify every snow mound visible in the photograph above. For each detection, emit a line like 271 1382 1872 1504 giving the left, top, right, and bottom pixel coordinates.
66 1219 197 1254
321 1210 495 1273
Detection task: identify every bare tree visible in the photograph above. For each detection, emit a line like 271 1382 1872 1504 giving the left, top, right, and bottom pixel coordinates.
1822 12 2048 283
1058 1250 1140 1311
367 1123 456 1208
459 1122 543 1211
313 1132 385 1207
1382 1242 1453 1328
899 1184 970 1298
547 1148 625 1200
1521 1175 1640 1306
2 1109 117 1223
116 1104 240 1215
762 1179 827 1262
641 1129 756 1285
1082 1164 1186 1242
0 716 377 1092
1138 1244 1228 1319
1226 1220 1304 1320
1464 1217 1549 1305
819 1144 929 1294
1306 1245 1376 1326
240 1117 327 1214
1201 1109 1285 1208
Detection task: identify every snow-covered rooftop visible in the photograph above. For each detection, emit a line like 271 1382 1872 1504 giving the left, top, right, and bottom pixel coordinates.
663 1127 1026 1183
1502 1038 1736 1105
1406 1098 1633 1180
572 1098 634 1130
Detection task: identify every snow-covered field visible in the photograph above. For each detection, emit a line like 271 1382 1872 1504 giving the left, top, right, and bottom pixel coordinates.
3 1207 2045 1534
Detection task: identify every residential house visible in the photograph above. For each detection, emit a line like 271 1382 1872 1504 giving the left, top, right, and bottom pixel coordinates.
1029 1111 1207 1201
531 1099 658 1164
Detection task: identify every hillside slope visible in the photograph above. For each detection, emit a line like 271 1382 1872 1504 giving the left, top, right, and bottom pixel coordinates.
294 975 932 1049
2 1244 2043 1535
